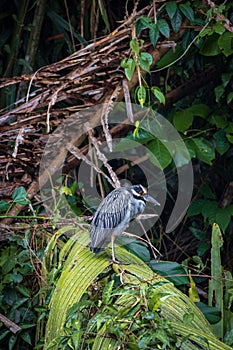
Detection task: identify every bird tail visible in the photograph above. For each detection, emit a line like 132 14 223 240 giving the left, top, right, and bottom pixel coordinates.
90 246 103 254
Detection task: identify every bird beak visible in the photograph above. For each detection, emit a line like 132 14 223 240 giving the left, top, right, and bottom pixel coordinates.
144 194 160 206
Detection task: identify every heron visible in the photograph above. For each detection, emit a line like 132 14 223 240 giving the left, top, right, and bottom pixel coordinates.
90 184 160 263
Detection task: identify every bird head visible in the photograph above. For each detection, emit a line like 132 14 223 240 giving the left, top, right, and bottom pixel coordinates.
130 184 160 206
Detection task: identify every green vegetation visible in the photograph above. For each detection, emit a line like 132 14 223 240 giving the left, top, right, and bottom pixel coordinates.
0 0 233 349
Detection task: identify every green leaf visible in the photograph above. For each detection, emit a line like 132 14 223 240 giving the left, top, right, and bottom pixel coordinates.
98 0 111 32
12 186 30 205
227 92 233 104
47 10 87 46
151 86 165 104
197 242 210 256
218 32 233 57
140 16 153 27
18 58 33 72
9 334 17 350
179 3 194 21
189 226 207 241
60 186 72 196
211 115 228 128
157 19 170 38
187 199 206 217
130 38 140 55
156 45 183 68
198 201 233 232
215 207 232 232
171 9 182 33
166 2 177 19
188 104 211 118
102 280 114 305
196 302 221 325
221 72 232 87
213 22 226 35
113 139 140 152
184 139 196 158
2 258 16 274
123 239 150 262
199 184 216 200
0 200 10 213
200 33 221 56
43 228 229 350
137 86 147 107
183 310 195 323
150 261 189 286
192 138 215 165
226 134 233 144
213 130 230 155
16 285 31 297
149 27 159 47
215 85 225 103
122 58 136 81
138 52 153 72
11 272 23 283
120 58 128 68
173 110 193 133
209 223 223 339
0 330 10 341
147 139 172 169
20 332 32 345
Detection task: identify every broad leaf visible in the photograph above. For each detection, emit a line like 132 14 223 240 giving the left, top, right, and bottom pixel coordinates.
138 52 153 72
227 92 233 104
213 130 230 155
166 2 177 19
218 32 233 57
171 9 182 33
215 85 225 103
137 86 146 107
157 19 170 38
43 228 232 350
173 109 193 132
123 58 136 81
196 302 221 324
0 200 10 213
188 104 211 118
187 199 206 217
200 33 221 56
149 26 159 47
147 139 172 169
12 186 30 205
151 86 165 104
179 3 194 21
130 38 140 55
192 138 215 165
156 45 183 68
150 260 189 286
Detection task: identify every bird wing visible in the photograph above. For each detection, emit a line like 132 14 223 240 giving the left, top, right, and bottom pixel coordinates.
90 188 131 251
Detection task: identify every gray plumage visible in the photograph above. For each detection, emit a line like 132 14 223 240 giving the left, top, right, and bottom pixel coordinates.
90 185 160 263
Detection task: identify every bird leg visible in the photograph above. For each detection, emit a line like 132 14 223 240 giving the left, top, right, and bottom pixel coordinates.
111 234 123 264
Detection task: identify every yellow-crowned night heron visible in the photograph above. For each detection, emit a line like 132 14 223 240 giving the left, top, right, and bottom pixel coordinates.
90 184 160 263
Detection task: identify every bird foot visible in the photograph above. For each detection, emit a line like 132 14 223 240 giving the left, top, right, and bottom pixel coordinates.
111 258 129 265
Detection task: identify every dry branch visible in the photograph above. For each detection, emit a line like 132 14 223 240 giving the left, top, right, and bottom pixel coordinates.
0 2 211 226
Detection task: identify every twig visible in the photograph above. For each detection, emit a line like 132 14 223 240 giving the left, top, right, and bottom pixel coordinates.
206 0 233 33
0 313 21 334
67 143 116 188
122 79 134 123
12 128 25 158
122 227 162 259
89 132 121 188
